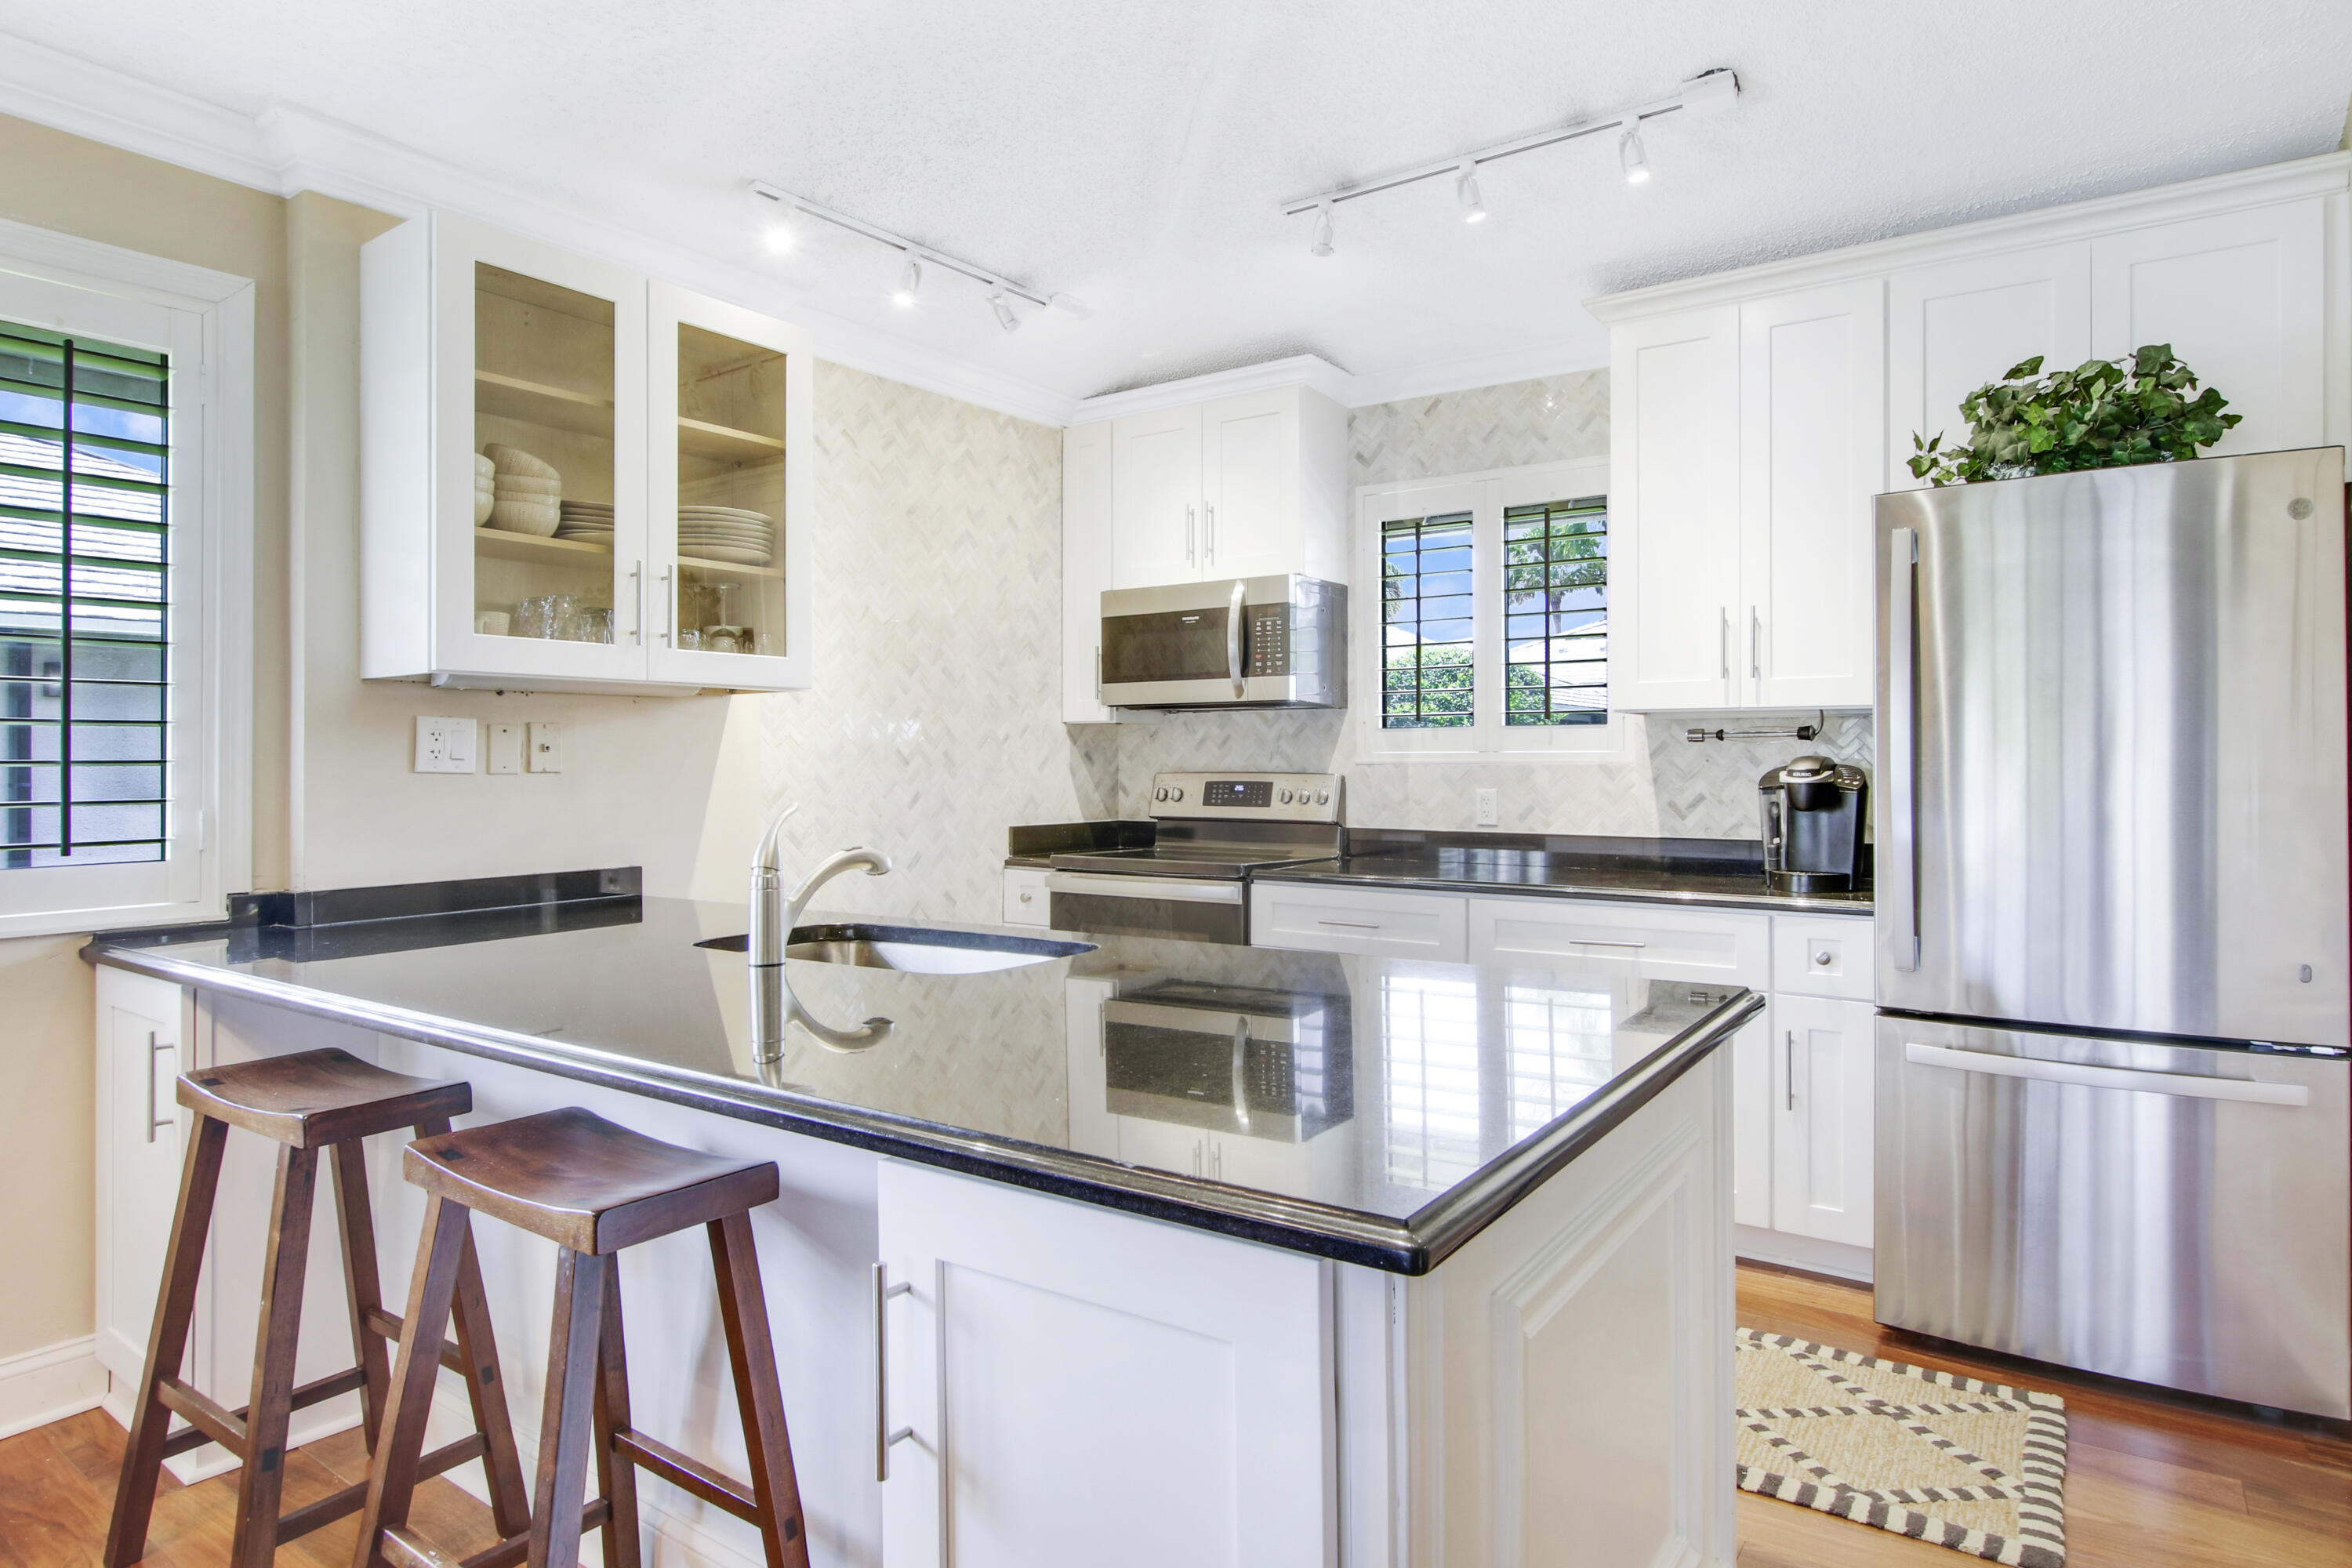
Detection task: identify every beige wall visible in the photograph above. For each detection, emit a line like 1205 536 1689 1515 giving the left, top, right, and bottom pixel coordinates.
0 113 291 1362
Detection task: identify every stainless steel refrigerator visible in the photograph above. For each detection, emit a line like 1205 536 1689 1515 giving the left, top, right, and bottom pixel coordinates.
1873 446 2352 1419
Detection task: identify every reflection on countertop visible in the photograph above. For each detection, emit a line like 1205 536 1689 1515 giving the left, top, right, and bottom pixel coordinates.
88 896 1755 1272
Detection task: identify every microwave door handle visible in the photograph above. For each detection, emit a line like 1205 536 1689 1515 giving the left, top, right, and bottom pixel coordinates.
1228 580 1247 694
1230 1017 1252 1134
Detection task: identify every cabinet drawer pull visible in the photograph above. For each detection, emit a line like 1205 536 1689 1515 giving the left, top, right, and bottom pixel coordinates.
873 1264 915 1482
1570 938 1648 950
1316 920 1381 930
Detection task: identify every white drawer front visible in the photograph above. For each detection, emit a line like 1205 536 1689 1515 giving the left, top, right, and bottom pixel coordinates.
1468 895 1770 988
1003 866 1052 927
1771 914 1875 1000
1250 883 1468 960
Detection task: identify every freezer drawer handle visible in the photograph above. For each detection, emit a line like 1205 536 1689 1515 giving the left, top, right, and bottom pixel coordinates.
1044 872 1243 905
1904 1042 2310 1106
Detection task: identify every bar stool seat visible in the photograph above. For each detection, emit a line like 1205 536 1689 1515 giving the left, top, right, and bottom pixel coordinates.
358 1107 808 1568
105 1049 530 1568
407 1105 780 1254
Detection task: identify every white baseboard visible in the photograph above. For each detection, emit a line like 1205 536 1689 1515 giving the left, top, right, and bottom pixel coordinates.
1735 1225 1875 1284
0 1334 111 1440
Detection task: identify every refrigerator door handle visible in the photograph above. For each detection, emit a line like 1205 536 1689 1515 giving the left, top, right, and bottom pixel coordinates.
1887 527 1919 971
1902 1041 2312 1105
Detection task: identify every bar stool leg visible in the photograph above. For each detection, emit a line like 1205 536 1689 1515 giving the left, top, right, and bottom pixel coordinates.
592 1263 642 1568
710 1213 811 1568
529 1248 611 1568
452 1226 536 1538
352 1193 472 1568
227 1144 321 1568
104 1115 230 1568
328 1139 393 1454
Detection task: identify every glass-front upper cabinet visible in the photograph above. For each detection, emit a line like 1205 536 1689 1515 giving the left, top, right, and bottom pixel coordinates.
362 214 807 693
646 284 810 688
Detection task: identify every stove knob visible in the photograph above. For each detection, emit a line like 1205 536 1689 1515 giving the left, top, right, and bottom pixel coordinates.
1279 788 1294 804
1168 786 1183 802
1153 786 1168 801
1316 789 1330 805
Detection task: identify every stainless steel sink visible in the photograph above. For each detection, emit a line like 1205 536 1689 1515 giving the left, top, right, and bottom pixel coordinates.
699 923 1094 974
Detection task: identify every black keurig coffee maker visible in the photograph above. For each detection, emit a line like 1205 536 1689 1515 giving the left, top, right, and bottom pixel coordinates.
1758 755 1867 894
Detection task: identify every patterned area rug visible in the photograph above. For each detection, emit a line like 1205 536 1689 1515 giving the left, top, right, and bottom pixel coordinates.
1736 1328 2068 1567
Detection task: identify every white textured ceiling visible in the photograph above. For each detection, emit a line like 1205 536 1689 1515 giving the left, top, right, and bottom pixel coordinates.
3 1 2347 406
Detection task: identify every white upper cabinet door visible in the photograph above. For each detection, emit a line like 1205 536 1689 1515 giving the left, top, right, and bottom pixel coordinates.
1109 405 1205 587
1886 244 2092 492
1062 422 1119 721
1609 307 1741 710
2089 199 2328 458
1769 993 1875 1247
1739 281 1886 710
1199 390 1296 582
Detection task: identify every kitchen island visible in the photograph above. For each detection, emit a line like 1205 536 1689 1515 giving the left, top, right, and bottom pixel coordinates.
89 894 1753 1568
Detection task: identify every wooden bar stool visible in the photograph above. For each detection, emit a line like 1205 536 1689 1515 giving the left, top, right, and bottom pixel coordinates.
354 1106 808 1568
105 1047 532 1568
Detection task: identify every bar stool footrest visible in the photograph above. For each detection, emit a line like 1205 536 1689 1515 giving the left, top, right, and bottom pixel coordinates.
157 1365 369 1460
381 1500 612 1568
272 1432 488 1544
612 1427 759 1523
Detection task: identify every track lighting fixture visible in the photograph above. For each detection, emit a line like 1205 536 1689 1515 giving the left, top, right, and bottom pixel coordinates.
1280 67 1737 241
989 289 1021 332
892 252 922 308
748 181 1062 326
761 216 795 254
1455 161 1487 223
1618 120 1651 185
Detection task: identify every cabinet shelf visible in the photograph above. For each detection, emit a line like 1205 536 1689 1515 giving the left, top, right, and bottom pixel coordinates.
472 528 784 579
475 370 615 439
678 416 788 463
680 554 783 579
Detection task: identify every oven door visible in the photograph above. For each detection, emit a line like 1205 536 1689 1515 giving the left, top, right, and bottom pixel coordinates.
1044 871 1247 944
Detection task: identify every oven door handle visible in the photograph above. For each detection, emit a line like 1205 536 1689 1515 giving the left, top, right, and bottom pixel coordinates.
1227 579 1247 695
1044 872 1244 905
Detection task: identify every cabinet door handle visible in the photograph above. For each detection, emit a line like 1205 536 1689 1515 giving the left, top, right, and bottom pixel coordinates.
1205 503 1216 564
659 568 675 646
629 561 643 645
1719 606 1730 680
1186 504 1196 564
1784 1029 1797 1110
873 1264 914 1482
146 1030 176 1143
1751 606 1762 680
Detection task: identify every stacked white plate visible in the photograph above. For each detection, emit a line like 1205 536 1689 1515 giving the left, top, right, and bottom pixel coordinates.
679 505 774 566
555 500 614 545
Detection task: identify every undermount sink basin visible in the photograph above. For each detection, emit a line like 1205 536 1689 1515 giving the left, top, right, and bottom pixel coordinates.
699 923 1094 974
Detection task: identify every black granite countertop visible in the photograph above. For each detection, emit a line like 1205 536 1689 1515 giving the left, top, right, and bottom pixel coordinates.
86 896 1754 1274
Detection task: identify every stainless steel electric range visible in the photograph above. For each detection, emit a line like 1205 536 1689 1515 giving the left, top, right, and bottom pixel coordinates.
1044 771 1341 945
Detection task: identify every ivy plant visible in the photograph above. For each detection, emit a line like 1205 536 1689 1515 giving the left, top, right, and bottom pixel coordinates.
1907 343 2241 486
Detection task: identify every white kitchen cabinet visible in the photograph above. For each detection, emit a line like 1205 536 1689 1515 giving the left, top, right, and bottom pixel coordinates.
362 211 811 694
1740 281 1886 710
1103 385 1348 591
1773 913 1875 1001
1249 880 1468 960
1108 404 1202 588
2089 201 2328 458
1061 422 1121 722
1467 894 1772 990
1003 866 1051 926
1730 1004 1774 1231
94 967 197 1393
1768 992 1876 1248
1888 244 2093 491
1607 307 1743 710
877 1160 1333 1568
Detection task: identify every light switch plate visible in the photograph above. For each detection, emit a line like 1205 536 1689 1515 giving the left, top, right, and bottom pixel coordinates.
1475 787 1499 826
528 721 563 774
486 722 522 775
414 716 477 774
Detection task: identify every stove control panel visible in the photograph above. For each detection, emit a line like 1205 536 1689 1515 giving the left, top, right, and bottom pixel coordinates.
1149 771 1342 823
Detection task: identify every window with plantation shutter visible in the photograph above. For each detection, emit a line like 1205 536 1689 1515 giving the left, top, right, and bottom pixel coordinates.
0 323 171 866
1356 458 1624 760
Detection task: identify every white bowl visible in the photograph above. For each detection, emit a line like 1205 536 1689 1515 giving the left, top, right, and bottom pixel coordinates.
473 490 495 526
487 496 561 535
494 474 563 496
481 444 559 481
473 452 495 479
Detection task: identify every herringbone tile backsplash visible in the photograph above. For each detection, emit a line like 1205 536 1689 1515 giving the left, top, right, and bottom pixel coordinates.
694 364 1869 929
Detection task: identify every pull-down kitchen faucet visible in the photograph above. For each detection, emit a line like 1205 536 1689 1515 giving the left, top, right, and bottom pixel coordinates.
749 802 893 1058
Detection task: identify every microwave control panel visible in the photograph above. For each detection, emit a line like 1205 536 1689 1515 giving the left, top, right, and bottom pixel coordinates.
1246 604 1290 676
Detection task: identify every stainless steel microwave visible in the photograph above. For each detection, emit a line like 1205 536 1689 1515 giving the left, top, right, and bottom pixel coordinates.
1098 575 1347 710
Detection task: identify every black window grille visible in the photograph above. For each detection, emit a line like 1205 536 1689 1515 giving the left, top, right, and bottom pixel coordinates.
0 322 169 866
1381 510 1474 728
1502 495 1607 725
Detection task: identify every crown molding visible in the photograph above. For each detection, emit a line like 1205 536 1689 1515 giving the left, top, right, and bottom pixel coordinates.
1068 354 1354 423
1584 149 2352 324
0 34 1077 427
1345 340 1610 408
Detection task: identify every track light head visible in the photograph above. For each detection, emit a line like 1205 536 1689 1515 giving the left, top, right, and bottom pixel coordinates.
1618 120 1651 185
762 215 796 254
1311 200 1336 257
1455 162 1487 223
989 290 1022 332
892 252 922 307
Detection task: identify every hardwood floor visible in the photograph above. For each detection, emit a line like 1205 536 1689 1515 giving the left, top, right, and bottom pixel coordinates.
5 1266 2346 1566
1737 1262 2352 1568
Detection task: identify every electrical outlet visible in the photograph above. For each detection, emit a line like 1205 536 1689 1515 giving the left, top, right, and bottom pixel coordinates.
528 721 563 774
1475 787 1499 826
486 722 522 775
413 716 477 774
